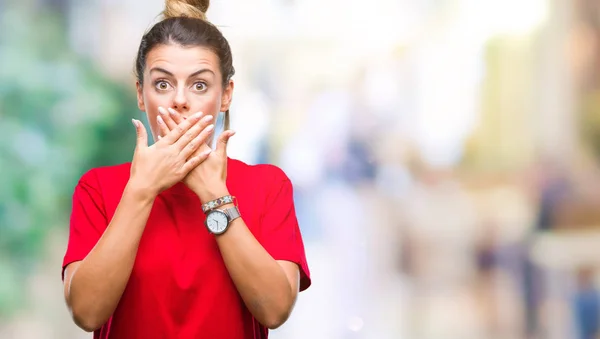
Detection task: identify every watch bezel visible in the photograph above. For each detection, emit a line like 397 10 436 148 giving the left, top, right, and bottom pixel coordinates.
204 209 229 235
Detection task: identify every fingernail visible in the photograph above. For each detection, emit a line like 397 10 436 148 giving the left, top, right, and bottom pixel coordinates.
206 124 214 131
131 119 138 127
168 108 178 115
192 112 203 119
203 115 213 122
157 115 165 125
158 107 167 115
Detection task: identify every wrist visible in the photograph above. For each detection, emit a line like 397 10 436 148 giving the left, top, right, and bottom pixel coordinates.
125 179 158 203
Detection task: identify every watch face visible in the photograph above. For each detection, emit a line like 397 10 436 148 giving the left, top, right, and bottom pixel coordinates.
206 210 229 234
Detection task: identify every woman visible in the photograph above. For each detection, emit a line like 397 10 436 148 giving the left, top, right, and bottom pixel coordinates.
61 1 311 338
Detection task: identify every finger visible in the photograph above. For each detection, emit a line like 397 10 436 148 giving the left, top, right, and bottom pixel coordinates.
167 108 188 125
173 115 214 150
159 107 178 131
216 130 236 155
132 119 148 149
180 124 215 160
181 148 212 173
161 111 205 144
156 115 170 141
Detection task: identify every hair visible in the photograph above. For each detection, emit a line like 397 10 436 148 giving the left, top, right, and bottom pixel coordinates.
135 0 235 128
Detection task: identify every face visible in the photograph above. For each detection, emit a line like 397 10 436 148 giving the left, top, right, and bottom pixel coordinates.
136 44 234 141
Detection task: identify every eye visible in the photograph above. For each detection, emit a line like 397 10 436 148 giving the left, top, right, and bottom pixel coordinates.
155 80 171 91
193 82 207 92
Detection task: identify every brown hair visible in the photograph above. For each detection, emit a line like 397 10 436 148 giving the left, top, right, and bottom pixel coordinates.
135 0 235 128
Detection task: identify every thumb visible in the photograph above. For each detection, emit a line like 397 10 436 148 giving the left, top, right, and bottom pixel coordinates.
216 130 235 155
132 119 148 149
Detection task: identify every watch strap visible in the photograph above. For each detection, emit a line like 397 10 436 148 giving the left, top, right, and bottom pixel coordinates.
223 206 241 222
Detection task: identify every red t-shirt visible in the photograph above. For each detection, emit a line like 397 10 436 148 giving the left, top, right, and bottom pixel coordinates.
62 158 311 339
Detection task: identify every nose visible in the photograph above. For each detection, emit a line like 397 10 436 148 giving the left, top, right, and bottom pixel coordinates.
172 87 189 112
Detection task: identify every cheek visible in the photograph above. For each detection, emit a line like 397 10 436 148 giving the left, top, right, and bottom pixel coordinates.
195 91 222 114
146 112 160 139
142 88 164 111
141 90 163 139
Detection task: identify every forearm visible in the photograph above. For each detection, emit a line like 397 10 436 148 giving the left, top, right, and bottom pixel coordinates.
214 215 295 329
67 182 155 331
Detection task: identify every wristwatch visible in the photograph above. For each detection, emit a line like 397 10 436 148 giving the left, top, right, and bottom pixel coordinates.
205 206 240 235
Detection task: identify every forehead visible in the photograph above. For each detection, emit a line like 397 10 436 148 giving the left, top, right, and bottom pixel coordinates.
145 44 220 76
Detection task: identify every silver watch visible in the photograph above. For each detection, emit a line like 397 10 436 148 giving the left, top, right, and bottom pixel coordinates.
205 206 240 235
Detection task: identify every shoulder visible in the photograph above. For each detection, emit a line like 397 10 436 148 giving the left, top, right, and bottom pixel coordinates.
228 158 291 187
77 163 131 191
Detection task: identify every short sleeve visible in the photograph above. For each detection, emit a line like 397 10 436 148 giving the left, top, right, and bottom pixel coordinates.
62 169 108 280
259 168 311 291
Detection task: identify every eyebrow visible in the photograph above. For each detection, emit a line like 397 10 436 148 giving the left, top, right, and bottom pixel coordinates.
149 67 215 78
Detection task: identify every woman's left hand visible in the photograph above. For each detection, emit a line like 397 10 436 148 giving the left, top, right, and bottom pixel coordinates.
156 107 236 202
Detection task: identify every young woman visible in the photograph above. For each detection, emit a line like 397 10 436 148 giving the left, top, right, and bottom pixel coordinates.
61 1 311 338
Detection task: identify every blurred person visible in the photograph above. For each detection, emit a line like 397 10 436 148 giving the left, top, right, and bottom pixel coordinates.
473 220 507 338
61 1 311 338
522 158 571 338
573 267 600 339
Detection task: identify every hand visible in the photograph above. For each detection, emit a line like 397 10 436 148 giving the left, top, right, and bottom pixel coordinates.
129 112 215 197
156 107 236 202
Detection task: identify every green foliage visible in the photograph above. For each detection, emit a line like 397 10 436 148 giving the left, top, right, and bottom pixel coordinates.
0 4 138 316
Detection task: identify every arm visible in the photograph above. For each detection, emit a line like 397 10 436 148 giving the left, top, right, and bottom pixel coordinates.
64 183 155 332
63 114 214 331
203 193 300 329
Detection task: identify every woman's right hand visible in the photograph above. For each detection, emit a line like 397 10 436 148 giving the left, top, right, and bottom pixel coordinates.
128 112 215 197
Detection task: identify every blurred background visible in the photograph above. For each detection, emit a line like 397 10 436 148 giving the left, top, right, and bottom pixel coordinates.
3 0 600 338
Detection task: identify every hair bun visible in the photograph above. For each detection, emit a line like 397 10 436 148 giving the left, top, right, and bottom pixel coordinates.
163 0 210 20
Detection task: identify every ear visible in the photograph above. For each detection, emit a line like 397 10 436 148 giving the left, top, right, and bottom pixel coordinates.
136 81 146 112
219 80 234 112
